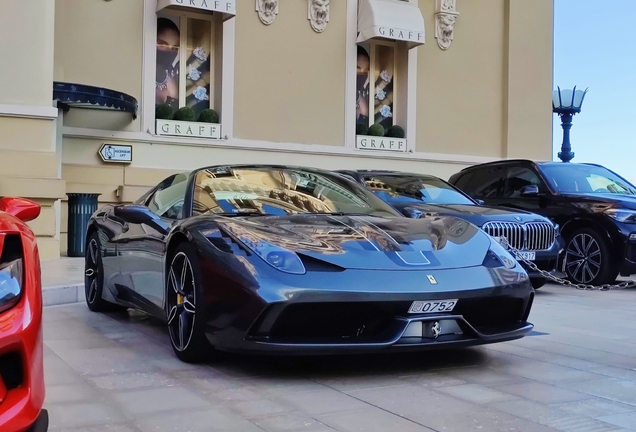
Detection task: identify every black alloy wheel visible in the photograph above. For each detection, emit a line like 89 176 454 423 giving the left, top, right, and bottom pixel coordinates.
564 228 618 286
166 242 213 363
85 232 125 312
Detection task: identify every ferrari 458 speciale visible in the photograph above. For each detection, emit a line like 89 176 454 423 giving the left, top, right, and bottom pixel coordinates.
84 165 534 362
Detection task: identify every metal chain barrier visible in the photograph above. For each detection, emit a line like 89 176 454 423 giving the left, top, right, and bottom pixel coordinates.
498 237 636 291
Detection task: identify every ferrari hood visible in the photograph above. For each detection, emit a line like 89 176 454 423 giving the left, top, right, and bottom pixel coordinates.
214 214 492 271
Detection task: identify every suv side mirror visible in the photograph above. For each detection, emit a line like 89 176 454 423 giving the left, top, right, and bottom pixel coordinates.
520 185 540 197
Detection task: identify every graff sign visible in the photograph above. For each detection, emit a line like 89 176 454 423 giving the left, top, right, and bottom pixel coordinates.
356 136 407 152
156 0 236 15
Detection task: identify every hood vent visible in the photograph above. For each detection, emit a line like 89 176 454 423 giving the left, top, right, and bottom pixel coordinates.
208 231 249 256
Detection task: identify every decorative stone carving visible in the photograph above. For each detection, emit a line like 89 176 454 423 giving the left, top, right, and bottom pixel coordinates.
435 0 459 50
308 0 330 33
256 0 279 25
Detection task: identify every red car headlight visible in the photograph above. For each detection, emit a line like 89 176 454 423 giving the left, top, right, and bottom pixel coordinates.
0 233 24 313
0 258 23 313
0 253 24 313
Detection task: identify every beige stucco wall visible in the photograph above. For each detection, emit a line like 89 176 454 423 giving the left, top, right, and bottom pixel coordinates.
503 0 554 161
416 0 553 161
0 0 63 259
54 0 144 132
0 1 55 107
417 0 505 157
233 0 348 146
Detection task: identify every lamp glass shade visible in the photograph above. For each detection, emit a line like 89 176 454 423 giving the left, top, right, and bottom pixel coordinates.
572 89 586 109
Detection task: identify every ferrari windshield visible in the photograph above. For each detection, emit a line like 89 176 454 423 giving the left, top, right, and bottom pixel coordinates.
362 174 475 205
540 164 636 195
192 167 401 217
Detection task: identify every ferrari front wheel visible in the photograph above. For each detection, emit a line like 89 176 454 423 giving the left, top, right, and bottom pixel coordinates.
166 242 213 363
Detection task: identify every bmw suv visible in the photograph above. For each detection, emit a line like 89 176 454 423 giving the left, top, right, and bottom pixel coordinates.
449 160 636 285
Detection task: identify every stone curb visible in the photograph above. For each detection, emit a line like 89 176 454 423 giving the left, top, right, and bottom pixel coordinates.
43 284 84 307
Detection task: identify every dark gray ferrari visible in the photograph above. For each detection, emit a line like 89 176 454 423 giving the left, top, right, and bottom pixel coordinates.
84 165 534 363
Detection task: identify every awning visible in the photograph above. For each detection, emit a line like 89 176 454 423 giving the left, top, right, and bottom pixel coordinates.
357 0 425 48
156 0 236 20
53 82 139 119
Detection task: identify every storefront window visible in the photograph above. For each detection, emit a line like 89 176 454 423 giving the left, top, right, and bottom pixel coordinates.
356 43 396 131
156 14 214 119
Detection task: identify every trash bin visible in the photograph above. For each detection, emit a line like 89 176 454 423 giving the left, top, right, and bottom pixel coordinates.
66 193 101 257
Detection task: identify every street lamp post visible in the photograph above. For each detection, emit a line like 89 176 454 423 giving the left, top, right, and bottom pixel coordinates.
552 86 588 163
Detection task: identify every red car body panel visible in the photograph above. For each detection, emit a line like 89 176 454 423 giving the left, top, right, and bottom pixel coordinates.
0 198 46 432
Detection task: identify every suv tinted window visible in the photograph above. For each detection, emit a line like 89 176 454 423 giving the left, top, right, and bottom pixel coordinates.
463 166 505 198
503 167 542 198
452 172 473 193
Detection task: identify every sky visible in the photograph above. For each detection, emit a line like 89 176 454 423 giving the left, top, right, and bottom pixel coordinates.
552 0 636 184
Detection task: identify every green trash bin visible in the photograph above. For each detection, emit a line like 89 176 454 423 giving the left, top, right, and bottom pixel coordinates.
66 193 101 257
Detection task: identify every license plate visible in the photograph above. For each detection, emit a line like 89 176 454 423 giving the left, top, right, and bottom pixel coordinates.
408 299 458 314
516 251 535 261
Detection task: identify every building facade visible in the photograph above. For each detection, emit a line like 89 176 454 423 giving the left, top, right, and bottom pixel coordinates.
0 0 554 259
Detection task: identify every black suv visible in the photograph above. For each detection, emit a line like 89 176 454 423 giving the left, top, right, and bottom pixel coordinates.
338 170 563 289
449 160 636 285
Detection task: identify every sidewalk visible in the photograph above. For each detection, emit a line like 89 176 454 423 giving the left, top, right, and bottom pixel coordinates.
41 257 85 306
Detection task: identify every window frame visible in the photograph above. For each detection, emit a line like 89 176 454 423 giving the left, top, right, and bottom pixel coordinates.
141 0 235 138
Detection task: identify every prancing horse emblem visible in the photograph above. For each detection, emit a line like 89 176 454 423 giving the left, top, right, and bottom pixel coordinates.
431 321 441 339
427 275 437 284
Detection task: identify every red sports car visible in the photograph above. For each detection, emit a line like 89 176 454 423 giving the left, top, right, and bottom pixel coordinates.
0 197 48 431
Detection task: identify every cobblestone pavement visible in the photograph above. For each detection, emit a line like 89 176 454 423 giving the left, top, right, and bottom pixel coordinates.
42 284 636 432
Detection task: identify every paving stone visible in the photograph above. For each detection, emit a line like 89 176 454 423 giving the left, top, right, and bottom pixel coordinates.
45 383 103 405
253 412 337 432
47 402 126 430
317 409 434 432
277 388 371 415
85 371 181 391
134 406 264 432
551 399 636 418
347 384 478 418
493 381 590 404
111 386 213 417
49 424 141 432
437 384 517 404
563 378 636 406
596 412 636 431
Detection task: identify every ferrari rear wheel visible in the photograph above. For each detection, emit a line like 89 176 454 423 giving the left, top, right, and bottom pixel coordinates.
166 242 213 363
85 232 126 312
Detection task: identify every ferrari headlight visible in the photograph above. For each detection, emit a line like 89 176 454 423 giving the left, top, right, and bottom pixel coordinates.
604 208 636 223
488 238 517 269
0 259 23 313
242 241 306 275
